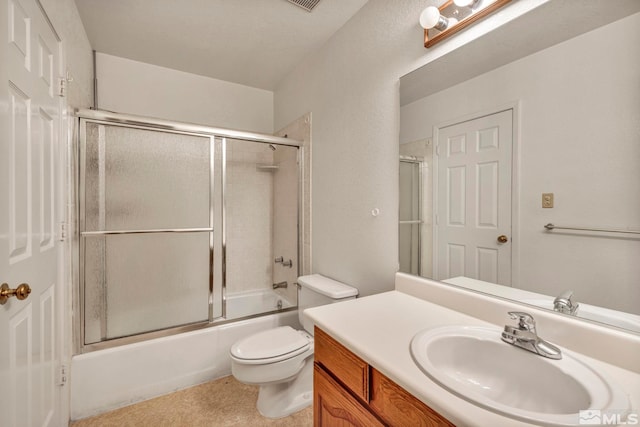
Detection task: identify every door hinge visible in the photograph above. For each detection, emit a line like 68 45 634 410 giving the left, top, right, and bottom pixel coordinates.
58 71 73 98
435 143 440 156
58 221 67 241
58 78 66 97
58 364 68 386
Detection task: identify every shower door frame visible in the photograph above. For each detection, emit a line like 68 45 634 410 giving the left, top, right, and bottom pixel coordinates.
73 109 303 354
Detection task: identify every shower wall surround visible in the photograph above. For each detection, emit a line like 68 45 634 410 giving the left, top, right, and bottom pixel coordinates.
225 138 300 299
225 140 276 295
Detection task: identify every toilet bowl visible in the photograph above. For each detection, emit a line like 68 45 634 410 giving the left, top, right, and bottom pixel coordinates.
229 274 357 418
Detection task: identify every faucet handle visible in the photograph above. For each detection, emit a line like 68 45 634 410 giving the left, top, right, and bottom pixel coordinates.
554 290 579 315
556 290 574 301
507 311 536 332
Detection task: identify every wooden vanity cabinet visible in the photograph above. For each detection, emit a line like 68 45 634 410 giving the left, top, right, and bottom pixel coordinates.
314 365 385 427
314 327 455 427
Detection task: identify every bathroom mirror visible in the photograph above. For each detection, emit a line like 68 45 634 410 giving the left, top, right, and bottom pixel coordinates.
399 1 640 334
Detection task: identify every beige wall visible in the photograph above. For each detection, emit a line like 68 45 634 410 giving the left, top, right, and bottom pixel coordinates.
95 53 274 134
41 0 93 108
274 1 423 296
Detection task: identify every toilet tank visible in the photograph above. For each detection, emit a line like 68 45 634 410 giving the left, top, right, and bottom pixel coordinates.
297 274 358 334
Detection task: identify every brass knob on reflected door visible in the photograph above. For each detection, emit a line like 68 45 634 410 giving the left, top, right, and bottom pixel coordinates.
0 283 32 305
497 235 509 243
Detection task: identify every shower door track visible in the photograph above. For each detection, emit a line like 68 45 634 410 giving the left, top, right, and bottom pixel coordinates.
81 228 214 236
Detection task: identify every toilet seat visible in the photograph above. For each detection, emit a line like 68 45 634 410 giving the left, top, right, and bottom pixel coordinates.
230 326 312 365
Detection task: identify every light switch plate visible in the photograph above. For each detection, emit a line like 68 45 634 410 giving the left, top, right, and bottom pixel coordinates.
542 193 554 208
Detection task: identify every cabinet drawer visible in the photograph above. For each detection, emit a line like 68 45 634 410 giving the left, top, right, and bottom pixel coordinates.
314 327 369 402
370 368 455 427
314 364 384 427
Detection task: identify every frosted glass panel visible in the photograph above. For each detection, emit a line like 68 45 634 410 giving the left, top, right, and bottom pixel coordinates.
84 233 210 343
83 236 106 343
84 123 210 231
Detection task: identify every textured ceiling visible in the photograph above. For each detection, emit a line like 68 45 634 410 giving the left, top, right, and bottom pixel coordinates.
74 0 369 90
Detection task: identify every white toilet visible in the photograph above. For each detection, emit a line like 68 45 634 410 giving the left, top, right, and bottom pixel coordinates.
230 274 358 418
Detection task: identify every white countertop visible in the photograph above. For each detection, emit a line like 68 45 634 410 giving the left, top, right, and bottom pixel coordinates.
305 290 640 427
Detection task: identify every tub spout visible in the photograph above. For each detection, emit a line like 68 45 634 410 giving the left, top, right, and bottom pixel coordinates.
273 281 288 289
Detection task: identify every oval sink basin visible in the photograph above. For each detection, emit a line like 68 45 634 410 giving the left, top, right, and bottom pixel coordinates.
410 326 631 426
522 299 640 334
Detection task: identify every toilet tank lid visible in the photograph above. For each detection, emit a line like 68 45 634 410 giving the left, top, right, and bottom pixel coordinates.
297 274 358 299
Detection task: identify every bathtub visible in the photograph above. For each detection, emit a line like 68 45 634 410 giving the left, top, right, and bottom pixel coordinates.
226 288 295 319
70 290 299 421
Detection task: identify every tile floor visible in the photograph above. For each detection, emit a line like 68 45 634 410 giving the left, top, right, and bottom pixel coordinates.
70 376 313 427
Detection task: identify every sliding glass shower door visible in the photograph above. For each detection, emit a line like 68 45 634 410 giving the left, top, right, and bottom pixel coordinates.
80 121 217 344
77 112 302 352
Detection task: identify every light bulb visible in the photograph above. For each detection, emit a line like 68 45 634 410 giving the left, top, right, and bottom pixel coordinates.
419 6 450 31
419 7 440 29
454 0 477 7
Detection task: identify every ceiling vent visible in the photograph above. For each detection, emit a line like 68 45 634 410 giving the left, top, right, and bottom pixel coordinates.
286 0 321 12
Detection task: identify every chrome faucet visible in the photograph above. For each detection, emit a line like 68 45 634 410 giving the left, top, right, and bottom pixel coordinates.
553 290 579 315
273 281 288 289
501 312 562 360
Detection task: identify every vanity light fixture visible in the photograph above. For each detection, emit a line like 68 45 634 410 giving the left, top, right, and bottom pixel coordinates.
420 0 512 48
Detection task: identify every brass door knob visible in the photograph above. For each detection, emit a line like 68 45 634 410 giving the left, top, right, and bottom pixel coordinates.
497 235 509 243
0 283 32 305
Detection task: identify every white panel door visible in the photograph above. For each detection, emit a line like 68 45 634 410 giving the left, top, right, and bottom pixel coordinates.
435 110 512 285
0 0 63 425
